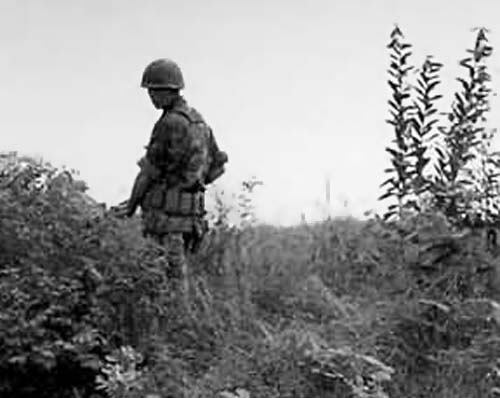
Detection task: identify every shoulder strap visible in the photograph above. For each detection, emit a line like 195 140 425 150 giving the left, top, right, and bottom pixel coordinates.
171 105 205 125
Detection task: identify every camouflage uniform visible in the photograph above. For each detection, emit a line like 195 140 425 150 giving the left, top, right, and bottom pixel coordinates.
125 59 227 297
140 97 216 280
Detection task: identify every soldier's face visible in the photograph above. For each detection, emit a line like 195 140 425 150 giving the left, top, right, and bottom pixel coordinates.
148 89 177 109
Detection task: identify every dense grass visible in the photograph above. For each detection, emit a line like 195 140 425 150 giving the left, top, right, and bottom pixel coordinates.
2 153 500 398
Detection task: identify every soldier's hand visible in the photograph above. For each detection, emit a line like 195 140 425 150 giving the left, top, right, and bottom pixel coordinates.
109 200 134 219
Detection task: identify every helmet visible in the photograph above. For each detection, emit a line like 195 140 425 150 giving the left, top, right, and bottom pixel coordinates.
141 58 185 90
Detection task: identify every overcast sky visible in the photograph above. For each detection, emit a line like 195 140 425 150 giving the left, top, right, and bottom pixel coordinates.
2 0 500 225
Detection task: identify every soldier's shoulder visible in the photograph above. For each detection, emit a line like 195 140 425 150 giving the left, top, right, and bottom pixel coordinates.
184 106 206 124
169 99 205 123
156 110 190 130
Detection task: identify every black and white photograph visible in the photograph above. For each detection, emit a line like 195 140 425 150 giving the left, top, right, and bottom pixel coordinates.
2 1 500 397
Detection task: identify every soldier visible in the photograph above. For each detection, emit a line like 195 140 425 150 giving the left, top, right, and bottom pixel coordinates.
113 58 228 300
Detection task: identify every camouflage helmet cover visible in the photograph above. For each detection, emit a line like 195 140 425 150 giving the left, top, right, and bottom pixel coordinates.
141 58 185 90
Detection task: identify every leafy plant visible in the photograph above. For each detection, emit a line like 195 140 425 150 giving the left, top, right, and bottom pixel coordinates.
431 28 496 224
380 25 415 221
410 56 444 201
380 26 500 229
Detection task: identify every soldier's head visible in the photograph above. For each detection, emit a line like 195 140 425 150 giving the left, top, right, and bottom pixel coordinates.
141 58 184 109
147 88 180 109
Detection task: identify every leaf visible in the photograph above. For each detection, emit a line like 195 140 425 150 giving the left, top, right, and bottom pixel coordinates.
426 80 441 93
378 192 394 201
401 51 413 65
388 69 401 79
383 211 397 221
386 147 402 158
380 178 396 188
456 77 470 93
459 57 473 69
80 357 102 371
429 94 443 102
388 99 401 113
463 153 476 162
416 109 425 124
430 60 444 69
424 119 439 132
418 299 451 313
389 61 400 72
435 147 447 160
388 80 400 93
32 349 57 370
402 65 414 75
8 355 27 366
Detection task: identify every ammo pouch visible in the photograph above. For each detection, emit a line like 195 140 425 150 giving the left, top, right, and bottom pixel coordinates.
164 187 205 216
141 183 205 216
140 182 207 243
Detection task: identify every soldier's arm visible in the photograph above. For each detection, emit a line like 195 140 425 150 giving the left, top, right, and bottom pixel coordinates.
205 129 228 185
126 158 162 216
125 121 166 216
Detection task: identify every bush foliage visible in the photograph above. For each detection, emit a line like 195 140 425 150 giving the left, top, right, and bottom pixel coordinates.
2 26 500 398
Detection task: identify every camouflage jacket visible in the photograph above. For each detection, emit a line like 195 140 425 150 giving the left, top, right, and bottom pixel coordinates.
145 96 216 190
130 96 226 236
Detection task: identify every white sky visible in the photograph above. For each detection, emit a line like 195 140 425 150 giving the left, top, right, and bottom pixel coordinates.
2 0 500 225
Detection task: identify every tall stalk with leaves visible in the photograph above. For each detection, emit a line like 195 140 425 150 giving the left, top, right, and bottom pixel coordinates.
433 28 495 224
237 176 263 229
380 25 415 221
409 56 443 203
